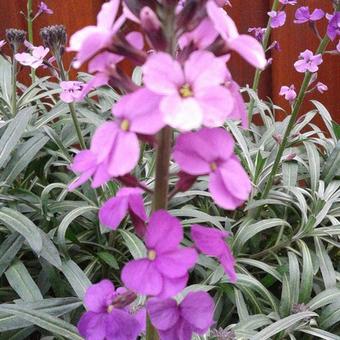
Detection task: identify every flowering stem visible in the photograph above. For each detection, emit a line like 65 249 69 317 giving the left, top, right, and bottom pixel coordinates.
247 0 280 123
55 56 86 149
11 47 18 116
27 0 35 82
261 34 331 201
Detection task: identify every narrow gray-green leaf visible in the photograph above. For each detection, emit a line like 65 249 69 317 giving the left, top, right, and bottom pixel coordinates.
0 234 24 277
0 208 42 253
120 230 146 259
5 261 43 302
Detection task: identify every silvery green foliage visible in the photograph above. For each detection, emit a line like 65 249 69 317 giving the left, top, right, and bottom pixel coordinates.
0 57 339 339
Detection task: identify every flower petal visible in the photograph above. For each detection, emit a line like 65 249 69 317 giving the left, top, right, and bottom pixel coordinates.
84 279 115 312
121 259 162 296
147 298 179 330
99 196 129 230
145 210 183 252
77 312 107 340
157 274 189 299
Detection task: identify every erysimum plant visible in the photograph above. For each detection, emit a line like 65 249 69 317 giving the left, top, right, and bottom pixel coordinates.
0 0 339 340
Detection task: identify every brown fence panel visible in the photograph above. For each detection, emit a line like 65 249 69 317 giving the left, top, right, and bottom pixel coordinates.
0 0 338 123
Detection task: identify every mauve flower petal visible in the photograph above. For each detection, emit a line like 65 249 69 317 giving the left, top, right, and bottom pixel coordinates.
126 31 144 50
196 85 233 127
221 158 252 200
81 73 110 98
143 52 184 95
113 89 164 135
99 196 129 230
76 30 113 68
161 95 203 131
108 131 140 177
77 312 107 340
105 309 142 340
310 9 325 21
92 163 112 188
84 279 115 312
173 131 215 175
145 210 183 252
179 18 218 49
209 169 244 210
155 248 198 278
97 0 120 29
220 251 237 282
88 52 122 73
294 59 307 72
157 274 189 299
70 150 97 172
68 25 99 51
90 122 118 163
147 298 179 330
227 81 248 128
207 1 239 40
191 225 227 257
128 191 147 223
229 34 267 69
68 169 94 191
185 51 227 90
180 291 214 332
121 259 163 296
60 91 74 103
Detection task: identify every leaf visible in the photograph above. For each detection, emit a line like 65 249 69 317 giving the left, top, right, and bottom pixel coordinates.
5 261 43 302
314 238 336 289
0 208 42 254
57 206 98 255
38 230 62 269
0 107 32 168
234 288 249 321
233 218 290 251
0 305 82 340
120 229 146 259
307 288 340 310
251 312 317 340
298 240 313 303
0 56 12 105
287 252 300 307
282 161 298 187
0 234 24 277
61 260 91 299
97 252 119 270
0 133 49 185
304 142 320 191
300 327 340 340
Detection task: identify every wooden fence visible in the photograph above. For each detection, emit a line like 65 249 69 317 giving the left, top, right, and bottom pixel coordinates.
0 0 339 123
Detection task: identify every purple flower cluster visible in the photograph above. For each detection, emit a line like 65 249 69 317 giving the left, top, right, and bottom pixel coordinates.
63 1 270 339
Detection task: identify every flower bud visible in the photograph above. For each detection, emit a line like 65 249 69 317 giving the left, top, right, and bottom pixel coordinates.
5 29 26 50
176 0 208 33
40 25 67 55
140 7 167 51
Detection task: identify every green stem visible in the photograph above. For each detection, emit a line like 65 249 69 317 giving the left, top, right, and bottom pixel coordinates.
56 55 86 149
247 0 280 123
11 47 18 116
27 0 35 82
260 35 330 201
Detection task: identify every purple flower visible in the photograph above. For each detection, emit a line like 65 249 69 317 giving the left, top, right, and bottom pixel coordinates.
316 82 328 94
279 0 297 5
68 0 125 68
327 12 340 40
294 7 325 24
294 49 323 73
69 88 163 189
15 45 49 69
142 51 233 130
37 2 53 15
279 85 297 103
173 128 251 210
60 81 85 103
121 210 198 298
191 225 237 282
77 280 142 340
99 187 147 237
81 32 144 96
248 27 266 42
147 291 214 340
268 11 287 28
206 1 267 69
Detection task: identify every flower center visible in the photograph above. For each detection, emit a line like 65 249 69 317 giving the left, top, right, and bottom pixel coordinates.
148 249 157 261
210 162 218 171
120 119 130 131
107 305 114 313
179 83 193 98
